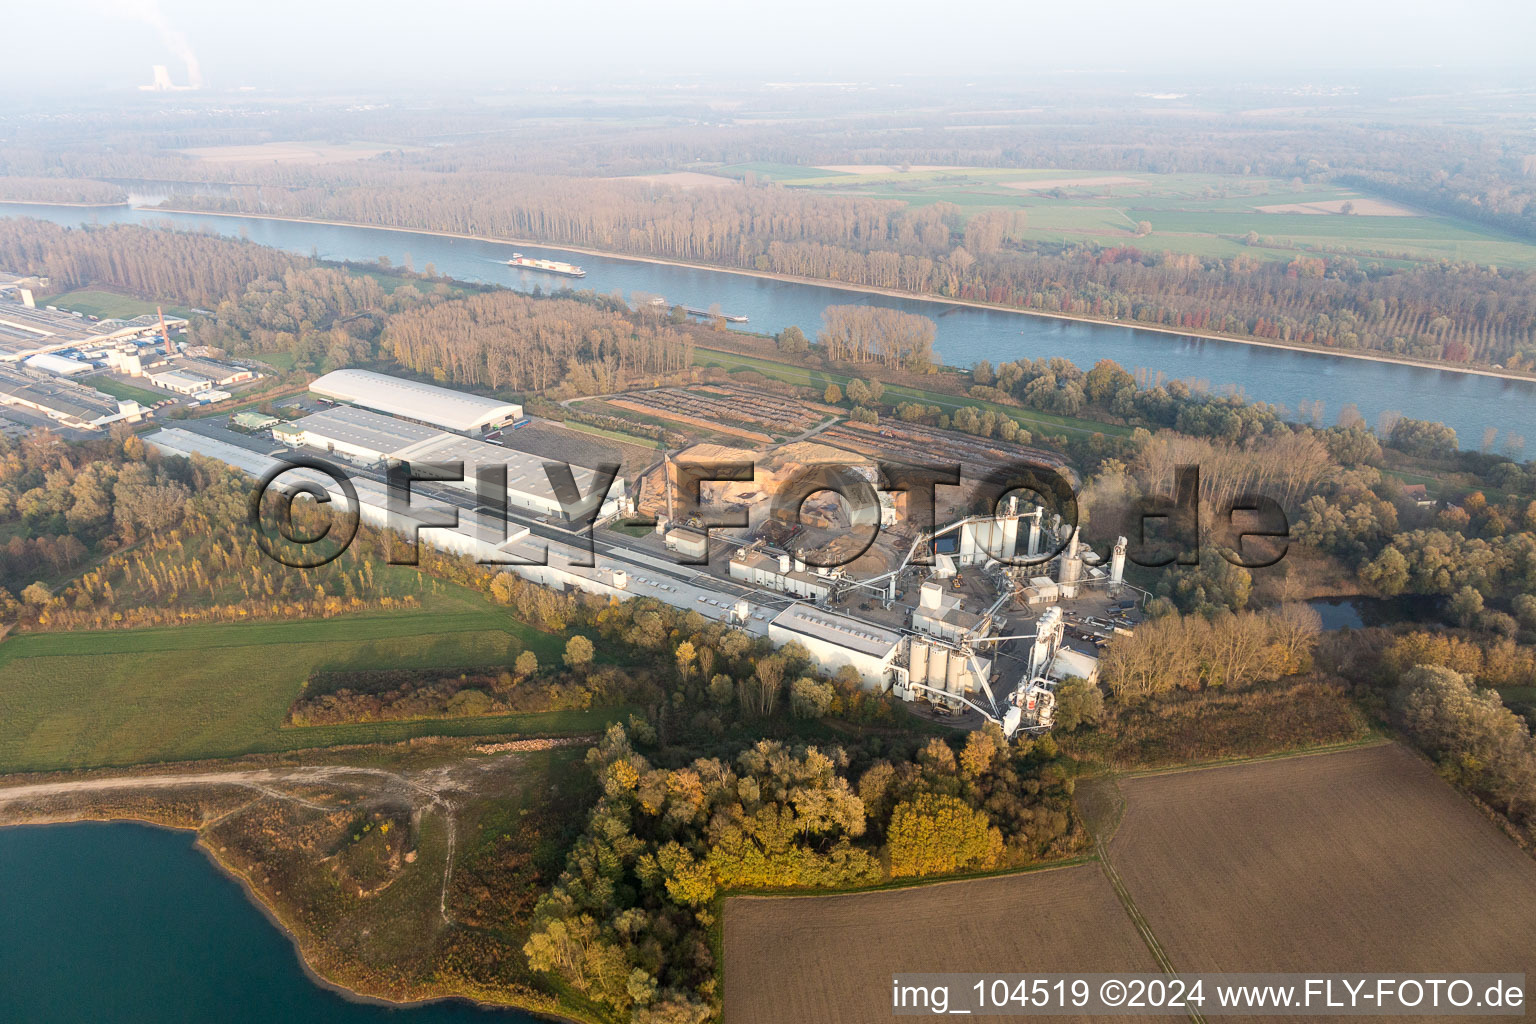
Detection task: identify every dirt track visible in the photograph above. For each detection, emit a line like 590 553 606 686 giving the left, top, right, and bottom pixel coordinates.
0 738 589 925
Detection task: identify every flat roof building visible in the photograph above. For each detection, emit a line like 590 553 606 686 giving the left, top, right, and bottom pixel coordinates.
288 405 443 463
768 603 902 687
391 432 625 521
664 526 710 561
0 365 141 431
728 547 834 602
173 357 258 387
911 580 988 641
24 353 93 376
0 302 187 361
309 369 522 436
146 369 213 395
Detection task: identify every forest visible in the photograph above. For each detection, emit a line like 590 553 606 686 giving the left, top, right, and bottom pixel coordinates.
385 290 694 394
9 89 1536 372
157 175 1536 370
520 720 1080 1022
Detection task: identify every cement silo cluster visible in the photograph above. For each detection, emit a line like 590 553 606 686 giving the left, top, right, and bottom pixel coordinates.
904 635 989 709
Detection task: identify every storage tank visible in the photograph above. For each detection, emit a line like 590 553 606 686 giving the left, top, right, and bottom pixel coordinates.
928 646 949 688
1110 535 1128 594
612 570 629 590
945 650 963 694
908 639 929 691
1001 516 1019 561
959 522 977 564
1058 556 1081 599
1057 530 1083 598
778 553 792 574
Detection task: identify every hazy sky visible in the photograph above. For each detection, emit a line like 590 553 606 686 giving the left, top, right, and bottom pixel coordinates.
11 0 1536 94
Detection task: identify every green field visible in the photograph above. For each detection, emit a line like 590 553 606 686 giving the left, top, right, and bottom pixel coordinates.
41 289 181 320
693 347 1129 439
86 375 164 406
252 349 298 371
712 162 851 182
0 595 617 774
748 165 1536 268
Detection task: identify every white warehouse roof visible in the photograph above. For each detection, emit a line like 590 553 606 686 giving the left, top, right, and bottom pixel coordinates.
391 432 623 517
24 353 93 376
310 369 522 434
769 603 902 659
292 405 445 459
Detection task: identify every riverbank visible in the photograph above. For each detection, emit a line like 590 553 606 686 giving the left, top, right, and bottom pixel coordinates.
1 197 129 208
150 206 1536 386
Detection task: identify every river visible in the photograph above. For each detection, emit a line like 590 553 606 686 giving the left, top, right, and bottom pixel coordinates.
0 822 539 1022
3 200 1534 449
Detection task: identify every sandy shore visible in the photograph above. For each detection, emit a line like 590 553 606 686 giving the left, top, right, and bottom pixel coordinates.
147 206 1536 386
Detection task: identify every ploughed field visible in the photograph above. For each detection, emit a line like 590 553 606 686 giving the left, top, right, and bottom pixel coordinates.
1111 743 1536 982
726 744 1536 1024
724 865 1156 1023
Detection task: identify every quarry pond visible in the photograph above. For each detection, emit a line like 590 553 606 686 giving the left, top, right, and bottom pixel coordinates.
3 200 1535 450
0 822 540 1023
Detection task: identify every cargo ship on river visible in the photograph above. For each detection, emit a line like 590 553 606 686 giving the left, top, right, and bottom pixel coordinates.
683 305 749 323
506 253 586 278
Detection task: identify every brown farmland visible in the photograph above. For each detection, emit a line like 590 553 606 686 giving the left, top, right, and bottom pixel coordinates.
724 865 1157 1024
1111 744 1536 989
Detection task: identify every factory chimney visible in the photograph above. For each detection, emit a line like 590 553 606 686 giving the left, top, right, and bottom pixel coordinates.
663 450 675 523
158 306 173 357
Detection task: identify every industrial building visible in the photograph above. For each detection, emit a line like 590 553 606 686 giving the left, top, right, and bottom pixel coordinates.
147 428 537 564
664 527 710 561
23 353 92 376
146 368 213 394
728 546 835 602
768 603 904 687
277 403 626 521
140 402 1141 739
391 432 626 521
230 411 279 432
309 369 522 436
910 581 991 642
0 365 143 430
901 636 995 711
0 302 188 362
280 405 441 463
145 426 771 634
172 357 258 387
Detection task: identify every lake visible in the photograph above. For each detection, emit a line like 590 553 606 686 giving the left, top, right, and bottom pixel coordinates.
0 822 540 1023
3 200 1534 451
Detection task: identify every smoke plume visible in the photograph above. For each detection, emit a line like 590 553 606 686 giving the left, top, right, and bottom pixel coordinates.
110 0 204 88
